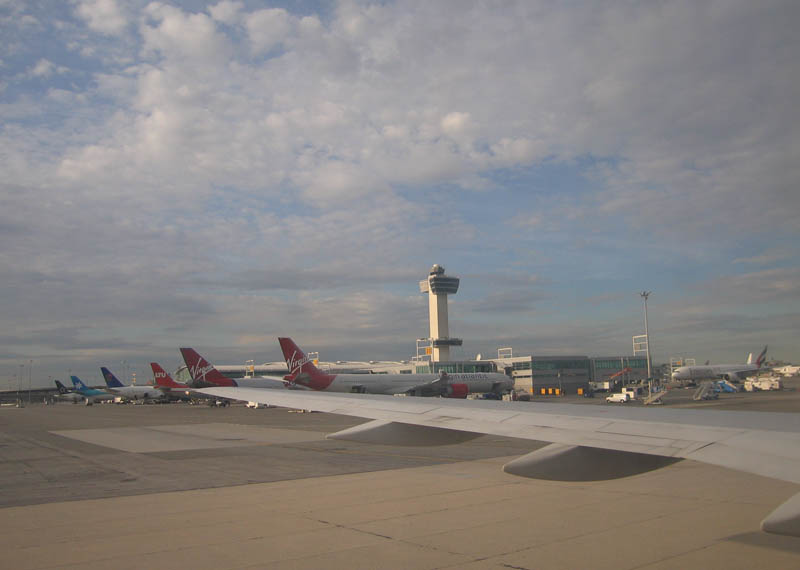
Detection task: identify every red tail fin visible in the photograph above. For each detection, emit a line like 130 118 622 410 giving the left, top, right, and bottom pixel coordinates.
179 348 237 387
150 362 187 389
278 337 335 390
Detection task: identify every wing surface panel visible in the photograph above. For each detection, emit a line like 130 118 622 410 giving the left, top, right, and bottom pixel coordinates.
197 387 800 484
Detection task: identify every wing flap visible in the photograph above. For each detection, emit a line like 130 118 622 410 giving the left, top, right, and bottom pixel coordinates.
328 420 482 446
502 444 681 481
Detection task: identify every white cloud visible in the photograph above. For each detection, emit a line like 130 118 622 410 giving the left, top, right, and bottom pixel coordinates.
245 8 292 55
294 161 389 205
208 1 243 25
75 0 128 35
490 138 548 166
441 111 470 135
30 58 56 77
28 59 68 79
141 2 230 63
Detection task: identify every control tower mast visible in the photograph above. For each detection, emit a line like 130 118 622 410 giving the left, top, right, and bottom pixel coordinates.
419 264 463 362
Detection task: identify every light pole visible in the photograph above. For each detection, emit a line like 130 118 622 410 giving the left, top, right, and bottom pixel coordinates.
28 360 32 404
640 291 652 379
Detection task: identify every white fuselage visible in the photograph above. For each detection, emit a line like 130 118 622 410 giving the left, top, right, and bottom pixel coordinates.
323 372 513 395
107 385 166 401
55 392 83 403
187 376 287 390
234 376 288 390
672 363 759 381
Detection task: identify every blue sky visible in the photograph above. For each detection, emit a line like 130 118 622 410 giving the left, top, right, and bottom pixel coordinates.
2 1 798 387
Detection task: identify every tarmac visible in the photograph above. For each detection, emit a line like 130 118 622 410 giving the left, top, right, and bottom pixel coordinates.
2 383 800 569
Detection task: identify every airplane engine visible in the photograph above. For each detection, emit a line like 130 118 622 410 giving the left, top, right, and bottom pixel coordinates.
446 383 469 398
724 372 741 382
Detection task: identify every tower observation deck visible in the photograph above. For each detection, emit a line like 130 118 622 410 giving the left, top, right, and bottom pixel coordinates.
419 264 463 362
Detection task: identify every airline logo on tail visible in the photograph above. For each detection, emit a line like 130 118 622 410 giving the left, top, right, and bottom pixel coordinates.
179 348 237 387
286 350 314 376
278 337 335 390
101 367 124 388
191 363 214 381
71 376 89 390
150 363 187 389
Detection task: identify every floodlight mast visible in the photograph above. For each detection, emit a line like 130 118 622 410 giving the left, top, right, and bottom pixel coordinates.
640 291 652 378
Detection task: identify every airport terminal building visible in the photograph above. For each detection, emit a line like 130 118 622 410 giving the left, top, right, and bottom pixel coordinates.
490 354 648 395
489 352 588 395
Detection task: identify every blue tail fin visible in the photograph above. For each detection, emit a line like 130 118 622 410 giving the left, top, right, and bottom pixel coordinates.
101 367 124 388
71 375 89 390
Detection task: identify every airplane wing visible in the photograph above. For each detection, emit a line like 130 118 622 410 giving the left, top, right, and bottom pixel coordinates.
196 387 800 537
383 373 449 396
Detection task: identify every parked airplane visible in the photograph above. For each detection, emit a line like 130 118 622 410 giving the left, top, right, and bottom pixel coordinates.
150 362 195 400
279 337 513 397
70 376 115 405
672 346 768 382
101 367 165 402
195 386 800 538
179 348 287 389
54 380 82 403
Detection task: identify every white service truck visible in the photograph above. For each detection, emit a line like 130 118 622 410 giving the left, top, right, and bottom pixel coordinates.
605 392 630 403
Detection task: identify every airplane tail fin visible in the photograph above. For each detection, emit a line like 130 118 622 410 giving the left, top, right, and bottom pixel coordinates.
278 337 334 390
179 348 237 387
756 346 768 368
55 380 69 394
150 362 188 389
101 367 124 388
71 375 88 390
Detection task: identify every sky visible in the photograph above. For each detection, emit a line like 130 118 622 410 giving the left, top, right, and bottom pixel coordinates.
1 0 799 387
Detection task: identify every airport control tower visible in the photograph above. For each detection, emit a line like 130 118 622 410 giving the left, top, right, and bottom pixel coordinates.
419 264 463 362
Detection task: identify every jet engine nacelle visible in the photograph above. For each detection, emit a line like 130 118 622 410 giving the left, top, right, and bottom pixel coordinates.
446 383 469 398
723 372 742 383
